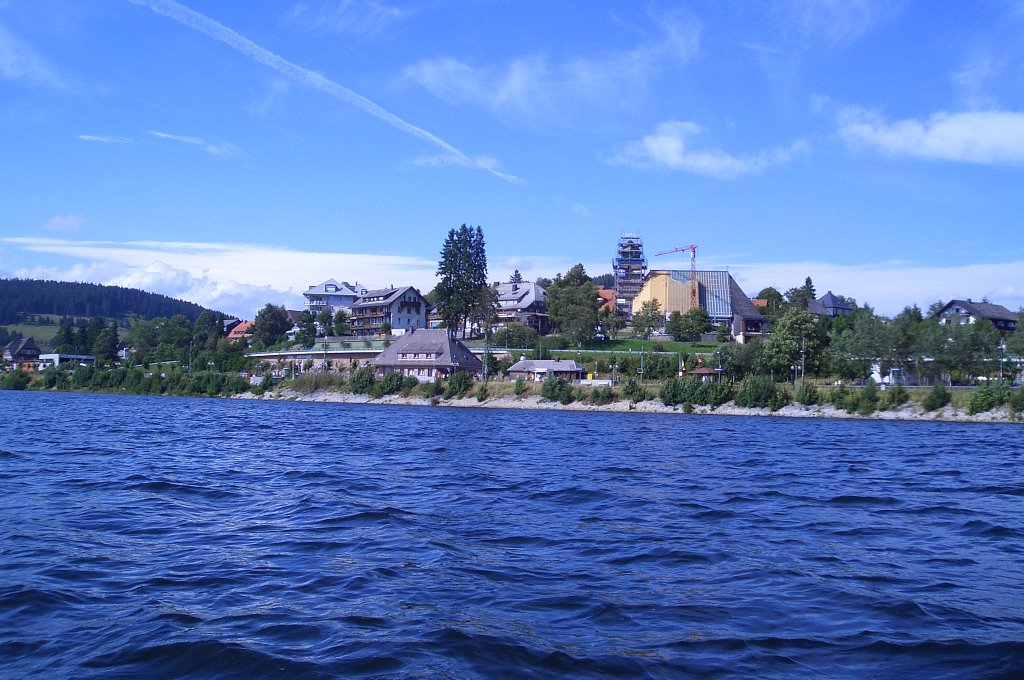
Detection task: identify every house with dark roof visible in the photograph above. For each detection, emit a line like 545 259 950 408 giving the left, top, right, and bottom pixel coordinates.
303 279 367 315
631 270 764 343
934 299 1018 334
3 337 42 370
372 328 483 382
351 286 429 337
507 359 585 383
493 281 549 333
807 291 853 318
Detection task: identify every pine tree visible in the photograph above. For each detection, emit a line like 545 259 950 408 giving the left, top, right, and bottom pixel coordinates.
435 224 491 337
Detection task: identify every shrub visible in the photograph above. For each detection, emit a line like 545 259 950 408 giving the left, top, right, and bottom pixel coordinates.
418 380 442 398
377 372 404 396
622 377 649 403
349 366 376 394
968 383 998 415
476 381 489 402
0 370 30 390
541 376 575 404
444 371 473 399
794 381 819 406
922 383 951 412
514 377 528 398
857 379 879 415
883 384 910 407
400 375 420 396
734 375 789 410
698 380 734 408
586 386 617 406
1009 388 1024 418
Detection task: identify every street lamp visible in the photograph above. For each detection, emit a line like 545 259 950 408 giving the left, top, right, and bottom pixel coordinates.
1000 338 1007 381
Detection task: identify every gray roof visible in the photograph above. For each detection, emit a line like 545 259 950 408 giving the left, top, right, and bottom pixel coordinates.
352 285 422 309
4 337 40 358
372 329 483 370
304 279 364 297
938 299 1017 322
818 291 853 313
806 298 827 316
508 359 584 374
494 281 546 310
659 270 762 321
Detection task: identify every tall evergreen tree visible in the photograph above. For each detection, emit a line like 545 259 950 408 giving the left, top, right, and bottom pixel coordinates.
435 224 490 337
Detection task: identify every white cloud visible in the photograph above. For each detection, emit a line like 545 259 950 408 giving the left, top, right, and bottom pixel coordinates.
411 153 522 184
77 134 133 144
570 204 594 219
771 0 892 48
403 9 700 121
148 129 239 155
42 214 87 233
287 0 407 37
609 120 808 179
129 0 513 182
0 21 61 86
1 236 440 318
837 108 1024 165
727 259 1024 317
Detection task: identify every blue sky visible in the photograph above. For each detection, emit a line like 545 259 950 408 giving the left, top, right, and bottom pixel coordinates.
2 0 1023 318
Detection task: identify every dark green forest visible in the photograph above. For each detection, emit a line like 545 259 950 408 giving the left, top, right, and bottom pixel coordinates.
0 278 216 324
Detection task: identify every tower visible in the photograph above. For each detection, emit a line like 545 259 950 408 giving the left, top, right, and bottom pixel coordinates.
613 232 647 315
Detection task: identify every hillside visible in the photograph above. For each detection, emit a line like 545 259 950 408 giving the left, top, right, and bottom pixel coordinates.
0 278 217 326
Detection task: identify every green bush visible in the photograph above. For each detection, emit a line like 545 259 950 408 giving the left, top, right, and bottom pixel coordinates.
0 370 30 390
734 375 789 410
922 383 951 411
444 371 473 399
856 379 879 415
968 383 998 415
514 377 528 398
377 372 404 396
418 380 443 398
622 377 649 403
1008 388 1024 418
541 376 575 404
476 381 489 402
794 381 819 406
400 375 421 396
883 384 909 407
349 366 376 394
585 386 617 405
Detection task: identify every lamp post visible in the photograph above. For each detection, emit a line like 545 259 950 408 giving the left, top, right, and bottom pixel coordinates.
1000 338 1006 381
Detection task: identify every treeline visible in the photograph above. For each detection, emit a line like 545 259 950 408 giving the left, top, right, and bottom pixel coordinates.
31 364 250 397
0 278 216 324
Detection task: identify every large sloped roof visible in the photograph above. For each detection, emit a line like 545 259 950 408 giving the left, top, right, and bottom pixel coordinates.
372 329 483 369
660 270 762 321
352 286 421 309
940 299 1017 322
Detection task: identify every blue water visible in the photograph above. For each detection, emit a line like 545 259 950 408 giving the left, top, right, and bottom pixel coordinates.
1 391 1022 678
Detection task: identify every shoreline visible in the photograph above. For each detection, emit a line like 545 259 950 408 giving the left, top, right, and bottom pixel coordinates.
236 388 1021 424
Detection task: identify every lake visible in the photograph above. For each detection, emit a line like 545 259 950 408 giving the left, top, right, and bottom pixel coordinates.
1 390 1021 678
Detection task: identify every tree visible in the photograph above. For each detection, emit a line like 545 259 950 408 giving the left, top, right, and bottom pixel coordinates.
756 287 785 315
509 269 524 284
316 308 334 337
758 307 818 379
633 300 663 339
333 309 351 336
294 310 316 348
667 308 712 341
93 322 119 364
435 224 490 337
546 264 598 346
598 307 626 338
784 277 817 309
251 304 292 348
591 272 616 288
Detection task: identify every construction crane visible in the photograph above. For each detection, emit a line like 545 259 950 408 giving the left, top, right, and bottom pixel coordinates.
654 245 699 311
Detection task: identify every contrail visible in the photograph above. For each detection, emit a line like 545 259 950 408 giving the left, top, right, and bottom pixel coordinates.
127 0 520 183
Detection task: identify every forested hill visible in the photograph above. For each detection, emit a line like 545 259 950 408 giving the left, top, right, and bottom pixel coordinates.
0 278 215 324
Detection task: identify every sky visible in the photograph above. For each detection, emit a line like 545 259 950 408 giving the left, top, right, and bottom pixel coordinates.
2 0 1023 319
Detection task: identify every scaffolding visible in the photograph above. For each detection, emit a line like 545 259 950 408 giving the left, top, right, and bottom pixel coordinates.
613 233 647 313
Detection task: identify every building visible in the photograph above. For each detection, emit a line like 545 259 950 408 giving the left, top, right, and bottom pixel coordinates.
507 358 585 383
595 286 616 314
38 353 97 369
934 299 1018 334
372 328 483 382
631 270 764 343
3 337 41 370
303 279 366 315
493 281 549 333
226 321 254 342
613 233 647 315
350 286 429 337
807 291 853 318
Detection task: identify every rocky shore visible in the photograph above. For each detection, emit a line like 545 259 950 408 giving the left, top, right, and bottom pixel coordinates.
237 389 1020 424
